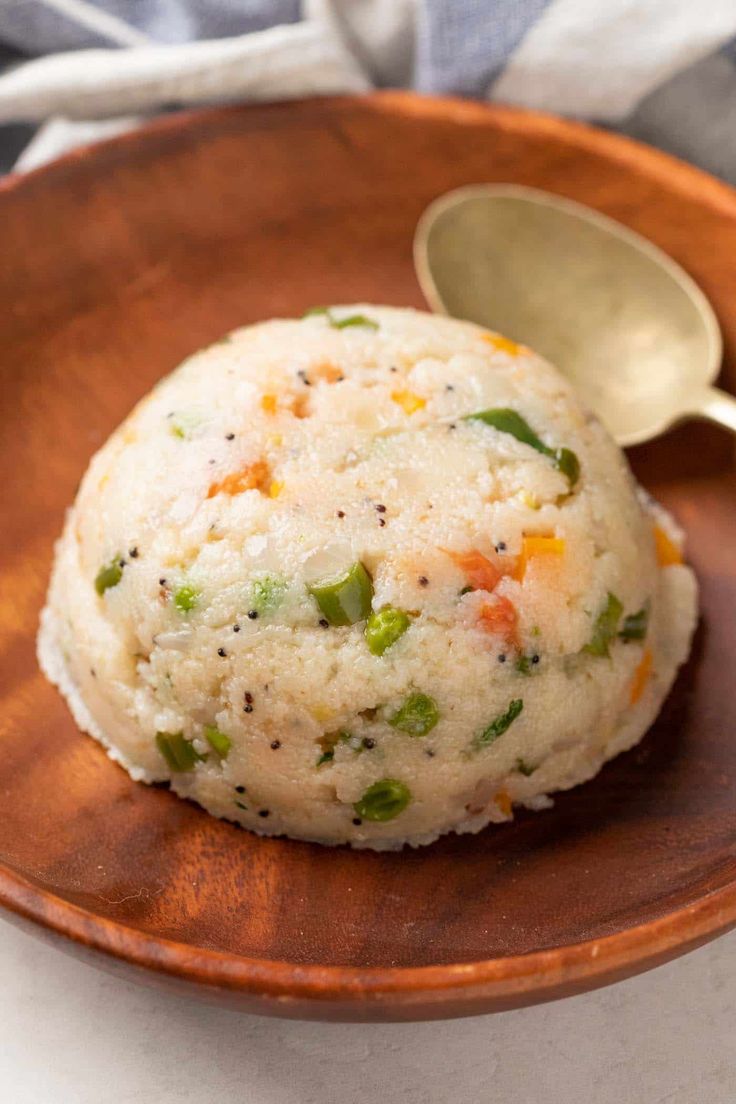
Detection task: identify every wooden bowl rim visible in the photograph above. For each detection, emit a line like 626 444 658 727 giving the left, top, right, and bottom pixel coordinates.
5 91 736 216
3 91 736 1011
3 861 736 1005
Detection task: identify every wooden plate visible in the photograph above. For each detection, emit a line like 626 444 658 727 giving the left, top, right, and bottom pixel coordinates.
1 93 735 1022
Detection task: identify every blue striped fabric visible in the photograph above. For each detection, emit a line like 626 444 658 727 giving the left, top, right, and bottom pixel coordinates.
0 0 301 52
2 1 736 181
415 0 552 96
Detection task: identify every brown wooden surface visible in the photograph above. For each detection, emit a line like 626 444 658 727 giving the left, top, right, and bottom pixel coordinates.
0 92 735 1021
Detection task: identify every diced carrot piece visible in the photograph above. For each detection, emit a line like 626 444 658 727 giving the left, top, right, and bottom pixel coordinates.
653 524 682 566
513 535 566 582
291 393 310 419
630 648 653 704
207 460 270 498
261 393 278 414
478 596 518 642
481 333 523 356
311 361 344 383
391 390 426 414
495 790 513 817
443 548 501 592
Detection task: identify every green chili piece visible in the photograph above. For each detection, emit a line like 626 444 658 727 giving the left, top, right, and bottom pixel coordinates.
156 731 205 772
464 407 580 488
95 558 123 595
330 313 379 331
553 447 580 487
302 306 379 331
204 725 231 758
353 779 412 822
465 407 547 450
315 730 354 767
584 592 624 657
174 584 199 613
389 692 439 737
308 561 374 626
620 603 650 642
365 606 411 656
248 573 287 617
516 757 537 777
473 698 524 750
168 411 200 440
516 653 540 676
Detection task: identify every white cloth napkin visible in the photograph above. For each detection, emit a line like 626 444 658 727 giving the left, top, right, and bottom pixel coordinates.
2 0 736 181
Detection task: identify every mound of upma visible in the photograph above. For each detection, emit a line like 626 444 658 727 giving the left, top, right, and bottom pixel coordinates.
38 306 697 849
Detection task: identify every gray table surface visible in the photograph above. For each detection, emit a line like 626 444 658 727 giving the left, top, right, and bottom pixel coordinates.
2 917 734 1103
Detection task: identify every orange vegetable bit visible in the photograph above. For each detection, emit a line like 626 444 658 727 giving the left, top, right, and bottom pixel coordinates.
310 361 344 384
653 523 683 566
630 647 653 705
495 790 513 817
481 332 523 357
391 389 426 415
478 595 518 642
513 535 566 582
207 459 270 499
291 393 311 419
260 393 278 415
443 548 501 592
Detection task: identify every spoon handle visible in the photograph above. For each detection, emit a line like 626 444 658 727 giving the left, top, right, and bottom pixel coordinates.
693 387 736 436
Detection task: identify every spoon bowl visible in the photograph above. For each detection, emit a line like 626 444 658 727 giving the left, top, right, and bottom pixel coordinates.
415 184 736 445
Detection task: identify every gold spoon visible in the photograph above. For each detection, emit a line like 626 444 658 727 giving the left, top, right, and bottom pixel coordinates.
414 183 736 446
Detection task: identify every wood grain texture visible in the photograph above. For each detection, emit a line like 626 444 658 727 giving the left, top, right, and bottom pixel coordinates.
0 92 735 1021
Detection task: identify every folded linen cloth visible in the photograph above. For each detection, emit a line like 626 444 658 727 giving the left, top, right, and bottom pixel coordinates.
1 0 736 183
